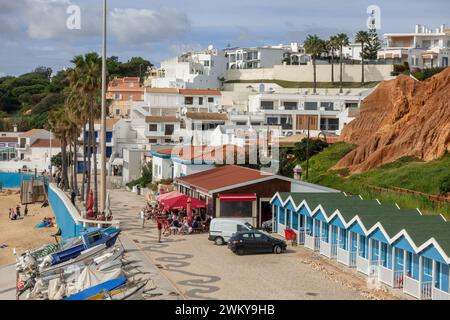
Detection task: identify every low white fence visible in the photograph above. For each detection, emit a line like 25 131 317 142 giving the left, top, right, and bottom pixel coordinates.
378 265 394 287
403 276 420 299
320 240 331 258
356 256 369 275
432 287 450 300
304 234 315 251
337 247 349 266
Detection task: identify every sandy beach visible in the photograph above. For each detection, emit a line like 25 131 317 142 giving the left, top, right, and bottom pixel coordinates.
0 189 55 266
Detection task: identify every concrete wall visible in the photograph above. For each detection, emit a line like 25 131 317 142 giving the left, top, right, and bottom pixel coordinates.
225 64 393 83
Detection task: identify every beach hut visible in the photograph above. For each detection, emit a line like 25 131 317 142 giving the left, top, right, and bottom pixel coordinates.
270 192 450 300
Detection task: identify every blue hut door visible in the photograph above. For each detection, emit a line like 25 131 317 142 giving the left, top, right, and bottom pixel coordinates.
286 210 291 229
350 232 357 265
371 239 380 263
331 225 338 257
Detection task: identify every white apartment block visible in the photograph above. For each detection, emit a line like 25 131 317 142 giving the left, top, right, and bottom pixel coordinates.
151 45 228 90
225 47 286 70
247 92 364 136
379 24 450 69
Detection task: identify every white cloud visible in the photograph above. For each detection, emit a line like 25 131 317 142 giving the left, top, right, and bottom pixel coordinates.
0 0 190 44
109 7 190 44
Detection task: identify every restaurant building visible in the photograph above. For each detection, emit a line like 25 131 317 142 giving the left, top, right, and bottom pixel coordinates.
175 165 337 227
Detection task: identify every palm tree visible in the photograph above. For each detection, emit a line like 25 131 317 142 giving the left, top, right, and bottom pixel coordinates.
355 31 370 85
326 36 339 84
68 53 102 212
336 33 350 93
47 107 70 191
304 35 325 94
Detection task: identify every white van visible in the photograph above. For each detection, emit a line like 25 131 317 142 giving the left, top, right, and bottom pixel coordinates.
208 218 254 245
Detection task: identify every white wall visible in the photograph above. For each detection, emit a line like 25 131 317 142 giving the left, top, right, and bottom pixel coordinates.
152 156 173 182
225 64 393 83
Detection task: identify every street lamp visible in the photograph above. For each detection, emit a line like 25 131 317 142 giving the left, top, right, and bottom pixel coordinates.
100 0 107 213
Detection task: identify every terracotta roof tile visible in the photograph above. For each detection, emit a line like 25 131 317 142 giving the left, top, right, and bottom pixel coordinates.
176 165 272 192
185 112 228 121
0 137 18 143
19 129 49 138
145 116 179 123
179 89 221 96
31 139 61 148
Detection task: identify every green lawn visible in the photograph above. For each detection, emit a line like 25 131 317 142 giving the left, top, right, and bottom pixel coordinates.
225 79 379 89
299 142 450 217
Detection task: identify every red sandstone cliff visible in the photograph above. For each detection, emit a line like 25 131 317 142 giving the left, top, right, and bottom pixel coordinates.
334 67 450 173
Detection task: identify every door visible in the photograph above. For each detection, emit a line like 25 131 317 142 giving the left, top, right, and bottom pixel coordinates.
254 232 271 252
273 206 278 233
260 201 272 227
241 233 257 253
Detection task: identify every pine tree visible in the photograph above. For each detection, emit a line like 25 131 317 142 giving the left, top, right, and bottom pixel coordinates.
363 27 382 61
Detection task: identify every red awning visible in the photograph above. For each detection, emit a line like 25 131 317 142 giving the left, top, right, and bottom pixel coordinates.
161 195 206 210
218 194 257 202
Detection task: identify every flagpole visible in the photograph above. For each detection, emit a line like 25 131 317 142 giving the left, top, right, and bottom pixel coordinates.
100 0 107 213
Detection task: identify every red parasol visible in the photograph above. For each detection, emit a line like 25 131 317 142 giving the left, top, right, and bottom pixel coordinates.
86 190 94 219
187 197 192 225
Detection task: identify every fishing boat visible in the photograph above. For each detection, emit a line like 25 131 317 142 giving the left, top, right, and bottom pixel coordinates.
48 227 120 266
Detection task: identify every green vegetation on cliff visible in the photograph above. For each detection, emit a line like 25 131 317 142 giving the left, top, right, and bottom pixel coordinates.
299 142 450 217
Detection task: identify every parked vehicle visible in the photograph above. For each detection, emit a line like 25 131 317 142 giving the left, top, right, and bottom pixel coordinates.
208 218 254 245
228 230 287 255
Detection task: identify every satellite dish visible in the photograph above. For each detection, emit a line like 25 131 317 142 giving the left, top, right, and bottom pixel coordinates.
181 107 188 116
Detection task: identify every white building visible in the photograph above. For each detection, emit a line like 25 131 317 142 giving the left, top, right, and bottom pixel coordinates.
122 148 145 184
378 24 450 69
151 45 228 90
247 92 365 136
13 129 60 172
225 46 286 70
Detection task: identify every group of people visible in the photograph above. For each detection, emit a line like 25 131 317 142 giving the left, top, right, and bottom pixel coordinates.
8 204 27 221
139 201 212 243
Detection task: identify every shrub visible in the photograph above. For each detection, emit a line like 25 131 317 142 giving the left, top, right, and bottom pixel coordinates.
439 175 450 195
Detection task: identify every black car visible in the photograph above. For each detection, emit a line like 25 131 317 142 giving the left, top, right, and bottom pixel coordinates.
228 230 287 255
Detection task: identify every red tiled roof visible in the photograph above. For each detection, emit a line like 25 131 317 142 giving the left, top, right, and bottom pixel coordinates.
170 145 245 162
176 165 273 192
31 139 61 148
179 89 221 96
0 137 18 143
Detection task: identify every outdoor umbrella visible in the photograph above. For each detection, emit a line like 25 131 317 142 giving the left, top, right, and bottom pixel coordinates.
161 194 206 211
156 191 183 202
86 190 94 219
186 197 192 225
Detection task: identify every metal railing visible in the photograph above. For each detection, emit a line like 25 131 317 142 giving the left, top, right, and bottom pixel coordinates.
394 270 404 288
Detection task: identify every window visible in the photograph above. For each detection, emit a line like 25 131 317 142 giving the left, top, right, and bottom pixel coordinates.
128 95 133 101
113 94 121 100
304 102 318 110
254 233 266 241
260 101 274 110
320 102 334 111
204 60 210 67
115 109 120 115
149 139 157 143
198 97 203 105
0 143 4 147
149 124 158 132
242 233 254 241
165 139 172 143
237 225 247 232
283 101 298 110
208 97 214 103
423 257 432 277
267 117 278 125
185 97 194 105
165 124 174 135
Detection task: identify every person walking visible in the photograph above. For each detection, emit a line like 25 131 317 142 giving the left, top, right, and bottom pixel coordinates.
24 204 28 216
140 209 146 228
157 220 163 243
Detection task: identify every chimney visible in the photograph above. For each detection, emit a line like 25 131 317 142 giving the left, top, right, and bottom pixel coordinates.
293 164 303 181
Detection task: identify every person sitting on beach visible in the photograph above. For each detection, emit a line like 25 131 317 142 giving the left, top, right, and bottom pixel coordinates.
24 204 28 216
16 205 21 217
46 217 54 227
9 208 17 221
41 200 49 208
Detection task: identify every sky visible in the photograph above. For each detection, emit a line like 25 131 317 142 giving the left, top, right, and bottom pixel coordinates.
0 0 449 76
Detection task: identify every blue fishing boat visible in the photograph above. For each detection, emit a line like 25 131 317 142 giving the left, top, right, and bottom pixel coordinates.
50 227 121 266
64 278 128 300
